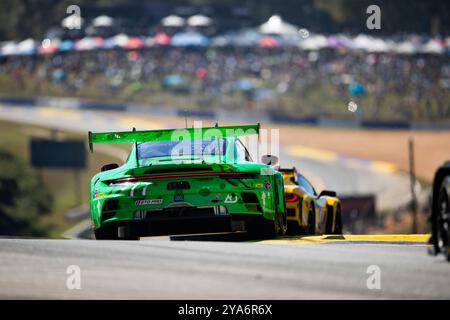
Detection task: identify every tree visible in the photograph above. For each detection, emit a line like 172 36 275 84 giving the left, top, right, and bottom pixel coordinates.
0 151 52 236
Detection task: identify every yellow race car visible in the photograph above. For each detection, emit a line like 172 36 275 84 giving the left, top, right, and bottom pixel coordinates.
280 167 343 235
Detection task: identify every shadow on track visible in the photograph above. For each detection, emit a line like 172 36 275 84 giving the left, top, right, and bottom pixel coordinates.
168 232 342 243
169 232 254 242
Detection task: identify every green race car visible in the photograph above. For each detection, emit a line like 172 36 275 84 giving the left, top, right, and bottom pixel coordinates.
88 124 287 240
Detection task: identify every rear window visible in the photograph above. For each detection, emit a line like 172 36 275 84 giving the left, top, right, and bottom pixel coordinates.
137 139 227 160
298 174 316 195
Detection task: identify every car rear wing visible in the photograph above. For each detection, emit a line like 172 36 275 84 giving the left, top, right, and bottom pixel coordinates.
88 124 260 152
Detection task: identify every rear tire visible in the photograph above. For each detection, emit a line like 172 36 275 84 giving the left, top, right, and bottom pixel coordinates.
437 189 450 261
287 221 302 235
278 210 287 236
306 206 315 235
333 207 343 234
124 236 140 241
246 214 279 239
94 225 140 240
325 206 334 234
94 225 118 240
267 212 280 238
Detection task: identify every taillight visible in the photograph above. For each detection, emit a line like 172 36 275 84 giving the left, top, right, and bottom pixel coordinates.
285 193 299 202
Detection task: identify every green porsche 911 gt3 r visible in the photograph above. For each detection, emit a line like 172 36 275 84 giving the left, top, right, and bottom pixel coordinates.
88 124 287 240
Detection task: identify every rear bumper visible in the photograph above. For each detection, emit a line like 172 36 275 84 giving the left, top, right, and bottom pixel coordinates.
92 184 274 226
100 215 254 237
98 213 272 237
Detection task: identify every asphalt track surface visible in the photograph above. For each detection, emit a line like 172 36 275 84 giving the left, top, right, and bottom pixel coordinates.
0 104 445 299
0 235 449 299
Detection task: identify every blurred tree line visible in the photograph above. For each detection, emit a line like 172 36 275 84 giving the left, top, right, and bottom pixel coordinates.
0 0 448 40
0 150 52 236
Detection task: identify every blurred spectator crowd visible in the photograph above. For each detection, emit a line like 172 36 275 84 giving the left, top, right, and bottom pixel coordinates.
0 15 449 121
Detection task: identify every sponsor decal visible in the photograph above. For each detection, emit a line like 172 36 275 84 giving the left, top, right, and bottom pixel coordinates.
224 193 238 203
264 181 271 189
174 194 184 202
135 199 163 206
93 190 105 199
255 183 263 188
130 184 139 197
261 191 271 208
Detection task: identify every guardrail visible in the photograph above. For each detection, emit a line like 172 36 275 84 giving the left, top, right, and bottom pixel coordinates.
0 96 448 130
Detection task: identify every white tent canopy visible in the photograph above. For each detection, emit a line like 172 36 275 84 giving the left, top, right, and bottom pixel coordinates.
75 37 103 51
259 15 298 36
187 14 213 27
61 14 84 29
161 15 185 27
92 15 114 27
298 34 328 50
420 39 444 54
17 38 37 54
352 34 373 51
394 41 417 54
0 41 18 55
112 33 129 47
368 38 393 52
161 14 186 27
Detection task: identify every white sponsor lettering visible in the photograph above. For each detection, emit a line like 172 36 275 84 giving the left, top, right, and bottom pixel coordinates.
224 194 238 203
135 199 163 206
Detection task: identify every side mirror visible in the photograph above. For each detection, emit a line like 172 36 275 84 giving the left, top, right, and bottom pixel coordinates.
101 163 119 172
261 155 279 167
319 190 337 198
